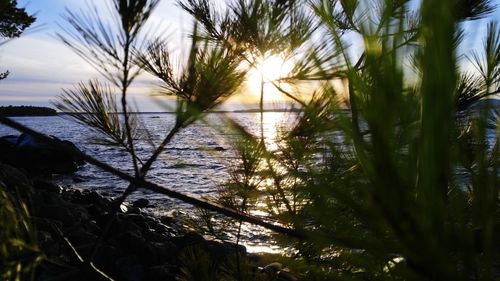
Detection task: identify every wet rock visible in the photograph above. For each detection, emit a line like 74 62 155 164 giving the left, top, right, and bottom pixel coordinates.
132 198 149 208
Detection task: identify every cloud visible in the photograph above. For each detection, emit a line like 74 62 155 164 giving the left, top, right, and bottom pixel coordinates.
1 0 192 111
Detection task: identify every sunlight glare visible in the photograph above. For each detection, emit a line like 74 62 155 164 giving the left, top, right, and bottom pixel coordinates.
247 55 294 98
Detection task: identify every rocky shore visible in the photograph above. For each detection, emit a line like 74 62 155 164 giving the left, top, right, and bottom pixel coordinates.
0 163 297 281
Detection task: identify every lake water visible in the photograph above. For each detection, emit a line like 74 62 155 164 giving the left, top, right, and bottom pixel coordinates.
0 112 297 253
1 110 496 253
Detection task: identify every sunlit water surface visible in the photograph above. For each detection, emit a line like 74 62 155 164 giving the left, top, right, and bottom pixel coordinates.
1 111 496 253
0 112 297 253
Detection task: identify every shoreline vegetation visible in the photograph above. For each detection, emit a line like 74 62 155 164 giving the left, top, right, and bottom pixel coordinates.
0 106 57 117
57 108 305 115
6 98 498 117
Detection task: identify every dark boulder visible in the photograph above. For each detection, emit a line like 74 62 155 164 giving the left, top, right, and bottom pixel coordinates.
132 198 150 208
0 133 85 174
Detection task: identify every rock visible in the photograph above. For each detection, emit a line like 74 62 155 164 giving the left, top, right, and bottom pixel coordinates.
205 240 246 263
262 262 283 275
132 198 150 208
143 229 167 243
37 205 75 227
1 168 274 281
33 217 63 233
87 204 109 219
117 230 146 252
41 191 67 206
0 133 85 175
93 245 123 270
0 163 33 194
159 216 175 225
115 255 145 281
34 180 63 193
65 227 98 247
146 265 177 281
174 232 205 248
79 191 103 205
126 206 142 214
214 146 226 151
278 270 298 281
86 220 101 234
123 214 150 228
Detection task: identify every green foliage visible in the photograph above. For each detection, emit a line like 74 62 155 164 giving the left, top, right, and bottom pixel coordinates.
0 0 35 80
177 246 270 281
0 187 41 281
58 0 159 87
52 0 500 280
177 247 221 281
457 21 500 109
0 0 35 39
137 31 247 126
200 0 500 280
54 80 143 147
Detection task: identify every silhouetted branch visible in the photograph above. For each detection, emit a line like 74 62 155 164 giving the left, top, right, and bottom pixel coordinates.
0 116 307 239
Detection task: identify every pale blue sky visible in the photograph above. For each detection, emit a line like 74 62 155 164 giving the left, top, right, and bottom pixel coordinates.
0 0 190 111
0 0 498 111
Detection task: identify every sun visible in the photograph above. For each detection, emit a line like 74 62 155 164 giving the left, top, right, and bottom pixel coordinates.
246 55 294 98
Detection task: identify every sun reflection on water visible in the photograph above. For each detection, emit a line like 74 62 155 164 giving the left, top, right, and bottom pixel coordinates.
256 111 292 151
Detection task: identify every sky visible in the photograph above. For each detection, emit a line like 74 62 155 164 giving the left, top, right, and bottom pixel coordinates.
0 0 193 111
0 0 499 112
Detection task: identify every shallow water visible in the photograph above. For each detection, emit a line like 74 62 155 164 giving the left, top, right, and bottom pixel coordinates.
0 112 295 252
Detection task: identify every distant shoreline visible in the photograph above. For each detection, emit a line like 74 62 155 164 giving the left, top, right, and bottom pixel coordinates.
57 108 305 115
0 105 57 117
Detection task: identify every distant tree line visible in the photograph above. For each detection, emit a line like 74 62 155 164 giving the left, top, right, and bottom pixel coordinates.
0 105 57 116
